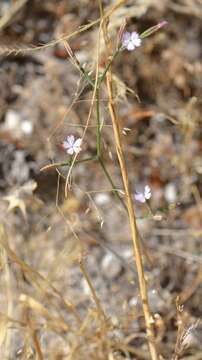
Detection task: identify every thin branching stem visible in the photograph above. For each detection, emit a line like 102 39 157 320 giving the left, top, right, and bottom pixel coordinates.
40 156 96 172
98 157 127 211
98 48 120 85
96 88 101 157
79 258 107 322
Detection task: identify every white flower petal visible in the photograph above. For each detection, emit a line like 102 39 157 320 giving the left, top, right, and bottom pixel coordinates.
73 144 81 153
134 38 141 47
134 192 146 203
67 147 74 155
145 192 151 200
73 138 82 153
63 135 82 155
122 31 141 51
144 185 151 199
131 32 139 41
74 138 82 147
127 42 135 51
63 140 69 149
122 32 131 43
67 135 75 146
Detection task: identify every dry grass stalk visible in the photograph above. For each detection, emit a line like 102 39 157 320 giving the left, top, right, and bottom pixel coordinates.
0 226 13 359
0 0 28 31
0 224 81 326
106 70 159 360
98 2 159 359
79 258 107 323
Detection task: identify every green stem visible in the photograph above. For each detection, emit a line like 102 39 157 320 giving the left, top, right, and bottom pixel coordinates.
96 88 101 157
63 46 126 211
75 48 120 88
95 58 127 210
79 65 95 87
99 157 127 211
70 156 97 166
74 55 95 87
98 48 120 85
145 201 154 217
40 156 96 171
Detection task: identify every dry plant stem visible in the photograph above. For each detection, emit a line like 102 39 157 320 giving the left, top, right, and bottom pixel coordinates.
79 259 107 323
25 308 44 360
0 0 125 55
0 225 81 325
106 77 159 360
99 11 158 360
32 329 44 360
106 75 158 360
0 0 28 31
5 252 13 359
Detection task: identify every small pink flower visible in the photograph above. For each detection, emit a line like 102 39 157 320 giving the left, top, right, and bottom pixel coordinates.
63 135 82 155
122 31 141 51
134 185 151 203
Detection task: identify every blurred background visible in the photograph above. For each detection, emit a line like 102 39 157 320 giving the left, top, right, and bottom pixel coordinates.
0 1 201 359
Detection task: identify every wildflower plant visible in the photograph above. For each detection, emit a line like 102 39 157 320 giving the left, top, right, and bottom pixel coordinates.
41 18 167 360
122 31 141 51
42 21 167 170
134 185 152 203
63 135 82 155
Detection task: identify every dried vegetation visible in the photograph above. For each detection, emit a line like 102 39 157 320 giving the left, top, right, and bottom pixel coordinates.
0 0 202 359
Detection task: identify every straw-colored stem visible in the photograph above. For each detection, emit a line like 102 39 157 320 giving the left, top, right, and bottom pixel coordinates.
106 71 159 359
96 8 159 356
79 258 106 322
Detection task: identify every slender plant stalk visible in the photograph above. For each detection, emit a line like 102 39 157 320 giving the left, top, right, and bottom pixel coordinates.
79 259 106 322
105 67 159 360
99 157 126 210
98 49 120 85
96 88 101 157
40 156 96 172
0 0 28 31
98 3 159 358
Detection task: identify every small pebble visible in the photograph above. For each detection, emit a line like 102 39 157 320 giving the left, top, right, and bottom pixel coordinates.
21 120 33 135
165 183 177 203
4 110 21 132
94 193 110 206
101 253 122 279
